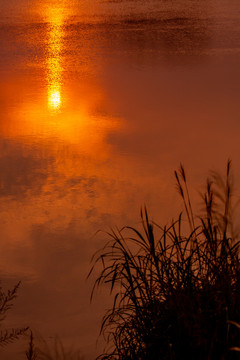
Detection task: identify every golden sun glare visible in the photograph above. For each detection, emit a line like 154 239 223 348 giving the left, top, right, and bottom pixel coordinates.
47 9 64 111
49 89 61 109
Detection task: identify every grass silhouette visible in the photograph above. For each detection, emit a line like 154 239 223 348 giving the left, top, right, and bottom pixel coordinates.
34 335 84 360
90 161 240 359
26 331 38 360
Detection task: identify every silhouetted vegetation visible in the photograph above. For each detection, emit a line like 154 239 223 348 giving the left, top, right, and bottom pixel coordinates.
26 331 38 360
90 161 240 359
0 281 83 359
0 281 28 347
35 336 84 360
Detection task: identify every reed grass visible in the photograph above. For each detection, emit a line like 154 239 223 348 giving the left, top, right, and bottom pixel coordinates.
89 161 240 359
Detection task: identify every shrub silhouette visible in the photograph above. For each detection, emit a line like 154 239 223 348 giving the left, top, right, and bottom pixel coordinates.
90 161 240 359
0 281 28 347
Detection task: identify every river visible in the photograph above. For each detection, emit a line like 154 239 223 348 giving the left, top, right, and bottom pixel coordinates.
0 0 240 358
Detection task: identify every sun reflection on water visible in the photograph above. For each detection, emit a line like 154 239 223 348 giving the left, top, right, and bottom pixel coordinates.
47 8 64 111
49 89 61 109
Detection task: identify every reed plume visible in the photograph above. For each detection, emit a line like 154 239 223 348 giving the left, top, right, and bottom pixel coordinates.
90 161 240 359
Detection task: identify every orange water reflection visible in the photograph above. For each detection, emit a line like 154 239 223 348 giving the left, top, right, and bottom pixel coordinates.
0 5 127 319
46 7 64 111
2 2 240 359
0 3 121 148
0 1 126 249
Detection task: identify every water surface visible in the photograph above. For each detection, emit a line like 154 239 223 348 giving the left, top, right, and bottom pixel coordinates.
0 0 240 358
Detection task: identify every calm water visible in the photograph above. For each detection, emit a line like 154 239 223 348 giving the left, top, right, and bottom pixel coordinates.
1 0 240 358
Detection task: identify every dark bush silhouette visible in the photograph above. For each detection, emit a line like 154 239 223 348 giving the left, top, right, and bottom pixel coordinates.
90 161 240 359
0 281 28 347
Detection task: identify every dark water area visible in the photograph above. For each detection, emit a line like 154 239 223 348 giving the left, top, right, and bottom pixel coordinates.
0 0 240 358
